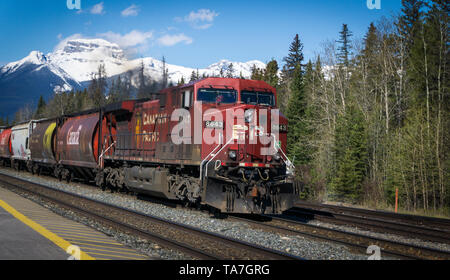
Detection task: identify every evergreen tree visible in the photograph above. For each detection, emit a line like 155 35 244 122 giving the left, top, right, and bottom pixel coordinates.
250 64 264 80
397 0 424 54
178 76 185 86
190 70 197 82
88 64 107 108
282 34 304 78
263 59 279 88
331 105 368 202
34 95 46 118
161 56 168 89
226 63 234 78
337 24 353 67
286 64 310 166
137 60 149 98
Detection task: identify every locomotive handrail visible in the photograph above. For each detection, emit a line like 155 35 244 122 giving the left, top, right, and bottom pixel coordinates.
99 140 116 169
199 132 223 182
271 133 295 175
204 136 234 178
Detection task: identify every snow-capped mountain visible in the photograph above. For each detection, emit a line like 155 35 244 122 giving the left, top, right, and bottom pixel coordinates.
0 38 266 117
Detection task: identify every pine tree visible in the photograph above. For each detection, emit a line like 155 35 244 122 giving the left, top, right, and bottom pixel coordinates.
137 60 149 99
226 63 234 78
34 95 46 118
337 24 353 67
282 34 304 78
331 105 368 202
286 64 310 166
397 0 424 53
190 70 197 82
239 71 244 79
251 64 264 80
88 64 107 108
161 56 168 89
178 76 185 86
263 59 279 88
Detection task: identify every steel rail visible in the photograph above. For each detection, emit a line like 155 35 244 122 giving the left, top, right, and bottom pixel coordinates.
294 201 450 231
287 207 450 244
0 173 302 260
227 214 450 260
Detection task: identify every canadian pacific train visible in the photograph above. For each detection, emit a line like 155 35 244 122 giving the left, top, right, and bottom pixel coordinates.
0 78 300 214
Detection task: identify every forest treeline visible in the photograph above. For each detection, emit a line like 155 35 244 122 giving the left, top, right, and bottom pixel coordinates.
1 0 447 214
252 0 448 214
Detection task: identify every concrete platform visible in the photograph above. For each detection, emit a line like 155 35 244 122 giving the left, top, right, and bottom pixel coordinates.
0 206 70 260
0 186 150 260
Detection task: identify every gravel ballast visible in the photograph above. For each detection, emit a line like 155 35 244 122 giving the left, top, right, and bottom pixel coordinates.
2 167 437 260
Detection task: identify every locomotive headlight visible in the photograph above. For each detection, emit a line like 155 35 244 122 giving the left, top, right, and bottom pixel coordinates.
244 109 255 123
228 150 237 160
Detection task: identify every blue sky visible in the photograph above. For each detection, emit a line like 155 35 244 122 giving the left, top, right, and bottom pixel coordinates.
0 0 403 68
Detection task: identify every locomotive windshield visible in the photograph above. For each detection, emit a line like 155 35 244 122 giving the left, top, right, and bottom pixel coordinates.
241 91 275 106
197 88 237 104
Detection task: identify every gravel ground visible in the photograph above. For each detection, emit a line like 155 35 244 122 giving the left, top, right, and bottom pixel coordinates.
0 167 403 260
308 219 450 253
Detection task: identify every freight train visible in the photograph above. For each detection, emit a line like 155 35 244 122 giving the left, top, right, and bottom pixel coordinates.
0 78 300 214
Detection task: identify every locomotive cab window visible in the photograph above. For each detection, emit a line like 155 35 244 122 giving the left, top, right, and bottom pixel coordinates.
241 91 275 106
197 88 237 104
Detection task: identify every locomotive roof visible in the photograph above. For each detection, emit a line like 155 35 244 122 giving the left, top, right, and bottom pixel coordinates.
171 77 276 92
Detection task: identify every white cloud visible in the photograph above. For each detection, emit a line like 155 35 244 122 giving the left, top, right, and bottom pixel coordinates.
176 9 219 29
157 34 193 47
186 9 219 22
90 2 104 15
98 30 153 48
121 4 139 17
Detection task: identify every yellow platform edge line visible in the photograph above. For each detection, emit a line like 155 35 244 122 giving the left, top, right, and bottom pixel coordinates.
0 199 95 260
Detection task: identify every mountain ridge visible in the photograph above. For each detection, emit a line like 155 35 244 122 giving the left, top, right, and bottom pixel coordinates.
0 38 266 117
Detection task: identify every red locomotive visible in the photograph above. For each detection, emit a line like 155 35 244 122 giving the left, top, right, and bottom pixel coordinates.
0 78 299 214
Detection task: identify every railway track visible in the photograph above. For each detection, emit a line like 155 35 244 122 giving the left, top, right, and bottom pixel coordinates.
0 173 302 260
290 201 450 244
1 170 449 260
228 214 450 260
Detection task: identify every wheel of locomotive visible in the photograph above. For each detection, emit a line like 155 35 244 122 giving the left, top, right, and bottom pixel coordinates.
60 168 70 183
65 171 73 183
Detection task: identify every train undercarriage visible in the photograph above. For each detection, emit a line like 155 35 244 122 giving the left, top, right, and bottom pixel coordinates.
93 160 299 214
